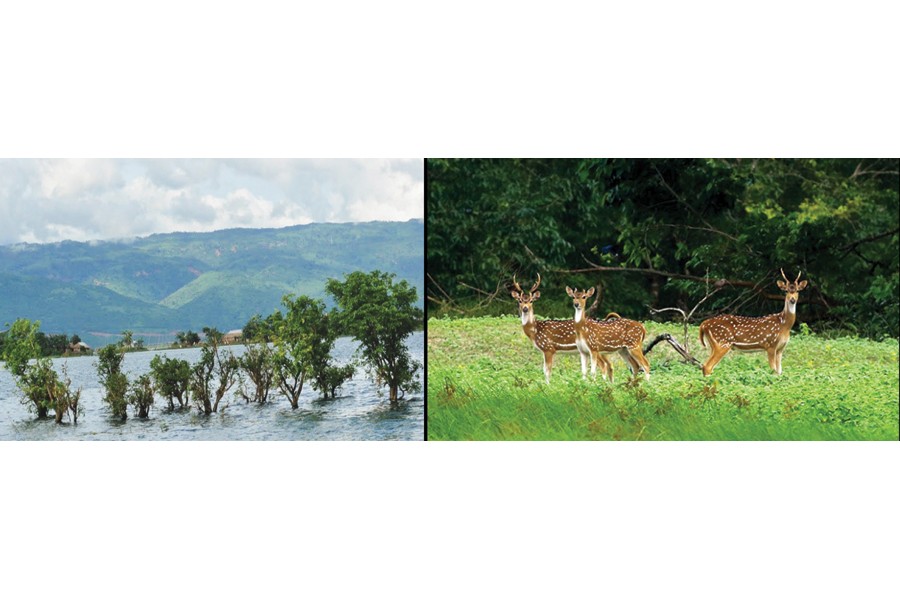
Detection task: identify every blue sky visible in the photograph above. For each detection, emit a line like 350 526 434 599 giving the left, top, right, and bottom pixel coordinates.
0 158 423 245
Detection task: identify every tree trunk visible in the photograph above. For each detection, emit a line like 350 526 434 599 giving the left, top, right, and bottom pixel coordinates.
389 385 399 407
36 404 48 419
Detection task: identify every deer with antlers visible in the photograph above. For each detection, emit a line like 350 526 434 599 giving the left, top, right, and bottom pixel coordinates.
698 269 808 376
566 286 651 382
511 274 612 383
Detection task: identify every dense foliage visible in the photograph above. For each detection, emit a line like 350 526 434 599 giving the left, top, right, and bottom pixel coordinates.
149 355 192 409
1 318 81 422
190 337 239 415
428 159 899 338
96 344 129 419
326 271 423 405
128 374 155 418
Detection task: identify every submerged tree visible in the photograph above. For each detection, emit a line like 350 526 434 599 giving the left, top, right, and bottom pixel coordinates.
2 318 82 422
191 336 239 415
271 295 337 408
312 363 355 399
128 374 155 418
97 344 129 420
47 364 81 424
149 355 192 409
237 341 277 404
326 271 423 406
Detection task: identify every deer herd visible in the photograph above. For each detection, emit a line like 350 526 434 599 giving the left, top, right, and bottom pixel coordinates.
510 269 808 383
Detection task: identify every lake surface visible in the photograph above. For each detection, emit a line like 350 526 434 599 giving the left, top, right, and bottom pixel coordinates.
0 332 423 441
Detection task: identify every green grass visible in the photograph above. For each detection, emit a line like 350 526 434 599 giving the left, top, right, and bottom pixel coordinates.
427 316 900 441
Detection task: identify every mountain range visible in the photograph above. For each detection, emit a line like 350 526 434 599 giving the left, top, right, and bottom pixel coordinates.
1 220 423 347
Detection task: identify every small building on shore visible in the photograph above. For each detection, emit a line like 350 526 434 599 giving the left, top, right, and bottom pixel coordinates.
222 329 243 345
68 341 92 354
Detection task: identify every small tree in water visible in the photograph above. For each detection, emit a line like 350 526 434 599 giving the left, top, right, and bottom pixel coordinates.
312 363 355 399
2 318 82 422
128 374 155 418
326 271 423 406
237 341 277 403
97 344 129 420
149 355 192 409
191 332 239 415
271 295 338 408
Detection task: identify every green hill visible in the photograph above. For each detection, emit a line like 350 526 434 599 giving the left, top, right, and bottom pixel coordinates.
1 220 423 344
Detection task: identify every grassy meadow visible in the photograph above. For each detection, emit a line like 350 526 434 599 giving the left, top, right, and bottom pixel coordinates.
427 316 900 441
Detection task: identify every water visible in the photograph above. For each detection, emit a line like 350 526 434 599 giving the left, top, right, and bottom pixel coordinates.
0 332 423 440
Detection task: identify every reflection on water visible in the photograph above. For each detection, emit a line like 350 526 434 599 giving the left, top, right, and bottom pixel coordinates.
0 333 423 441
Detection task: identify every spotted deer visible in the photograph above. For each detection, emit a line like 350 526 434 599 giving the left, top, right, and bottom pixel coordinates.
511 274 611 383
566 286 651 382
698 269 808 376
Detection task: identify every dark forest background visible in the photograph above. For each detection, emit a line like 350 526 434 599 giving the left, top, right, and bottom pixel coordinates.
427 158 899 339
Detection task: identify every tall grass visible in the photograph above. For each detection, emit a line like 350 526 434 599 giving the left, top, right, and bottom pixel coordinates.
427 316 900 441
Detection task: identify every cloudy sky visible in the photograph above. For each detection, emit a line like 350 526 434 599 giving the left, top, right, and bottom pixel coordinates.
0 159 423 245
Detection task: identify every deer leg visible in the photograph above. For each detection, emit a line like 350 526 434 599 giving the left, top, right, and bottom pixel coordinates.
579 349 589 379
543 351 555 383
767 348 781 375
776 348 784 375
597 354 612 381
702 345 730 377
629 347 652 381
594 353 613 381
618 349 637 376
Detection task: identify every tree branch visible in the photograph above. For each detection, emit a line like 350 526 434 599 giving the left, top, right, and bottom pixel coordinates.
558 258 758 288
839 227 900 254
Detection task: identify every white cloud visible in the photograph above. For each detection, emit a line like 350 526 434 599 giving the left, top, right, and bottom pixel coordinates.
38 158 121 199
0 158 422 244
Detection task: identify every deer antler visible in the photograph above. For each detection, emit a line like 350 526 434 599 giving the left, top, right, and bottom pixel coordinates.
511 274 523 294
530 273 542 293
795 270 802 284
780 268 790 283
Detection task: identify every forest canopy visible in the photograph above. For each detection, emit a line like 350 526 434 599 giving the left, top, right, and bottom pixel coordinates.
427 158 899 339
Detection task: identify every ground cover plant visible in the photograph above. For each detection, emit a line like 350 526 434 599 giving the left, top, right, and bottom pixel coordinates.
427 316 900 441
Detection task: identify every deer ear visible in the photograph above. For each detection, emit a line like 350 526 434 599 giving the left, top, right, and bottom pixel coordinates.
586 287 595 298
510 291 520 299
797 280 808 291
565 286 575 297
532 291 540 299
776 280 789 291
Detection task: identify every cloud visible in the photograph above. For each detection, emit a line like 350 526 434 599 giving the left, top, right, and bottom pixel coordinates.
0 158 422 244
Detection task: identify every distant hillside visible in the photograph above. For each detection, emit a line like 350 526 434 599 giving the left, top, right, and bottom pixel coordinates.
0 220 423 345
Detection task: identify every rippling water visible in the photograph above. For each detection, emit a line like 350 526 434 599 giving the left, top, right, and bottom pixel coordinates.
0 332 423 441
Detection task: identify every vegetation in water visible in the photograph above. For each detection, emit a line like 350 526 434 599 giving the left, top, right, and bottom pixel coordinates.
427 316 900 441
190 331 239 415
327 270 423 406
1 318 82 422
3 270 423 425
149 355 192 409
128 374 155 418
96 344 129 420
